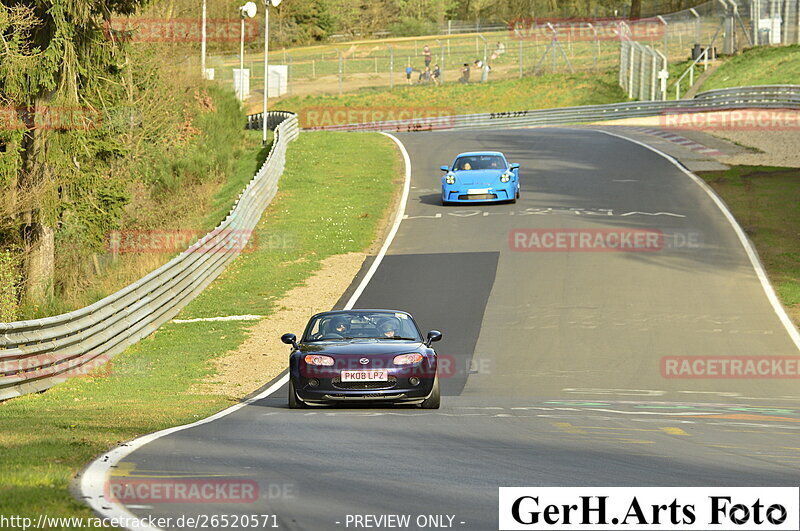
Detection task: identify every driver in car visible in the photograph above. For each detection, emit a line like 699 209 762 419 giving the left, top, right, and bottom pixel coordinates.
330 316 350 336
379 319 400 338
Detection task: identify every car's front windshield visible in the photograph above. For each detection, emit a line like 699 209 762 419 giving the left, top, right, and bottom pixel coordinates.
453 155 506 171
302 311 423 342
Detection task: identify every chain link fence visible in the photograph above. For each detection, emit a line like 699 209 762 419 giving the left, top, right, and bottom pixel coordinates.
619 40 668 100
202 0 799 102
620 0 800 100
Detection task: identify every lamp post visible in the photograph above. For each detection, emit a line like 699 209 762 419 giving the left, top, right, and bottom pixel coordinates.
237 2 257 101
262 0 282 146
201 0 207 78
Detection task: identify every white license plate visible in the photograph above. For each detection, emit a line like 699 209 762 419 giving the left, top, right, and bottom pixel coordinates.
340 370 389 382
467 188 489 194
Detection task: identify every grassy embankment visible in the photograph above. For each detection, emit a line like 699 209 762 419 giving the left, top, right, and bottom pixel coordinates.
272 69 628 124
691 46 800 326
0 131 400 526
698 44 800 91
697 166 800 327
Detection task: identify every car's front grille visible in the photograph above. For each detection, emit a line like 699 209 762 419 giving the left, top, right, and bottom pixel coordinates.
331 376 397 390
459 194 498 200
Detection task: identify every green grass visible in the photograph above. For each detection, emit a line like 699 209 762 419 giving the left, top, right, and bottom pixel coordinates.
698 165 800 325
0 130 399 526
274 69 627 125
699 44 800 91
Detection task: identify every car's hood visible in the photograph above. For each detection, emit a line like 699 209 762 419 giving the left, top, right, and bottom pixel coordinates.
452 169 506 184
299 340 424 356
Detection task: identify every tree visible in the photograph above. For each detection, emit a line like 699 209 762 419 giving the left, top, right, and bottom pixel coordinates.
0 0 146 307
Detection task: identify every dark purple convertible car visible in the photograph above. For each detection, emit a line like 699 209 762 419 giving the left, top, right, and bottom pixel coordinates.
282 310 442 409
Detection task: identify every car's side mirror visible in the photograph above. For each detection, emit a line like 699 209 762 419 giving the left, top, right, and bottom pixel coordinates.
425 330 442 346
281 333 299 349
510 163 520 169
440 165 450 172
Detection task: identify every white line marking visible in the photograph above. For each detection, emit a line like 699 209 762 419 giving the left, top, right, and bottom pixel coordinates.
171 315 262 323
79 132 413 531
598 129 800 351
403 213 441 220
620 211 686 217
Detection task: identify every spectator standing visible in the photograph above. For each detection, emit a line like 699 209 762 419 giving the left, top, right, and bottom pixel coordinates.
405 64 413 85
422 45 432 68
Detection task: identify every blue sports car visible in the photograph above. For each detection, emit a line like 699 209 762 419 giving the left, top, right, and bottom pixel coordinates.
440 151 520 205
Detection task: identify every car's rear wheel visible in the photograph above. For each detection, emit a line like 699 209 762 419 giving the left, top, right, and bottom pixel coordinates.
288 379 306 409
420 375 440 409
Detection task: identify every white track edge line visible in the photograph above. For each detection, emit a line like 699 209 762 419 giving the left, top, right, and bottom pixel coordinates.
78 132 413 531
343 133 412 309
597 128 800 352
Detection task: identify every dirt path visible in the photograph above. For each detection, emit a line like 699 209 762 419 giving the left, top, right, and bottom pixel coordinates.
199 252 368 399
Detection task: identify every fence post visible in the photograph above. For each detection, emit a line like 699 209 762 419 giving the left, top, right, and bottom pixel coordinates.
639 45 647 100
650 50 657 100
312 59 316 79
435 38 444 82
589 23 598 70
288 55 293 97
628 43 635 98
519 38 523 78
389 45 394 90
690 8 700 44
657 16 668 57
338 50 343 95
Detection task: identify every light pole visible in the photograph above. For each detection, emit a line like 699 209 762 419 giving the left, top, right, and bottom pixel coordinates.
237 2 257 101
262 0 282 146
201 0 207 78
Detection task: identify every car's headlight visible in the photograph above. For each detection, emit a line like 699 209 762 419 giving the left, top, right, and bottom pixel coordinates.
500 172 511 183
304 354 334 366
393 353 424 365
445 174 456 184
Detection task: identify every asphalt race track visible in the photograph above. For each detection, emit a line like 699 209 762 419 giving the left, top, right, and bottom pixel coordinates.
113 129 800 530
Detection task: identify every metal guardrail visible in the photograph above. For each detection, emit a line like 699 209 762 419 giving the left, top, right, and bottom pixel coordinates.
303 85 800 133
0 112 299 401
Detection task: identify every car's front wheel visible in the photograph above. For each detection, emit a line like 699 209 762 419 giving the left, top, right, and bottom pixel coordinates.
288 379 306 409
420 375 440 409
